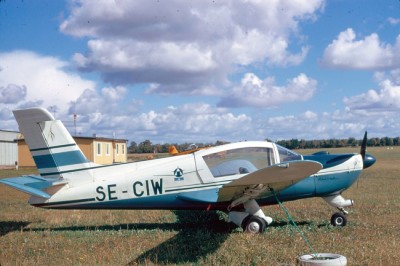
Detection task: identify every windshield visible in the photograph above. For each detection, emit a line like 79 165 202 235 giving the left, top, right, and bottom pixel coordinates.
276 144 303 162
203 147 275 178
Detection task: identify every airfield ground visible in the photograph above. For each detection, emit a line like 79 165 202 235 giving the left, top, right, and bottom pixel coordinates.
0 147 399 265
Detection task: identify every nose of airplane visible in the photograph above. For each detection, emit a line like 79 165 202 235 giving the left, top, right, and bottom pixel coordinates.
363 153 376 169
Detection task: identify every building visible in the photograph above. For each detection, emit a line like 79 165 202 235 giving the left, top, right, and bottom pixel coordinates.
17 136 128 168
0 130 19 168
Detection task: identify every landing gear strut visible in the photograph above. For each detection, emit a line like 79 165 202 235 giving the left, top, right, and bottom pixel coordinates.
324 195 352 227
228 199 272 233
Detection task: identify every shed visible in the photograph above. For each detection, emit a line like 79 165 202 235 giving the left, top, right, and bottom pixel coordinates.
17 136 128 168
0 130 19 168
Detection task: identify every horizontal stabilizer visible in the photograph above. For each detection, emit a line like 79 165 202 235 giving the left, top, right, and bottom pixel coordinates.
0 175 67 199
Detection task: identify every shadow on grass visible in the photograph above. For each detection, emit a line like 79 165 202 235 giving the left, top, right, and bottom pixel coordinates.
271 220 331 228
132 210 233 265
11 213 328 264
269 220 311 228
16 210 232 265
22 222 183 232
0 221 30 237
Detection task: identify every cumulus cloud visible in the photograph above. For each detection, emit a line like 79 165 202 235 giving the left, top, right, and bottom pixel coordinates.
61 0 324 94
344 69 400 112
72 86 128 115
0 84 27 103
260 108 394 140
0 50 95 113
387 17 400 25
71 102 253 143
218 73 317 108
321 28 400 69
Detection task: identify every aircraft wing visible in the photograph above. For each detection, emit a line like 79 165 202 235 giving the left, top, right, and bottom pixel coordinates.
217 160 322 205
0 175 67 199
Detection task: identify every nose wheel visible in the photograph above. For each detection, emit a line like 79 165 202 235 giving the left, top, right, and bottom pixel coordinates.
330 211 347 227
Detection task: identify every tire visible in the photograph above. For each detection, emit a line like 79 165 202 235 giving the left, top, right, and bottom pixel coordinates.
242 215 266 233
297 253 347 265
331 212 347 227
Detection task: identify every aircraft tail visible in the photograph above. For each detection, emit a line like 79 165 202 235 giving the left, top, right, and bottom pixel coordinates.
168 145 179 155
13 108 93 179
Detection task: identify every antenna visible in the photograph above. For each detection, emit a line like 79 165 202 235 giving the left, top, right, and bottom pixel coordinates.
73 102 77 136
74 113 77 136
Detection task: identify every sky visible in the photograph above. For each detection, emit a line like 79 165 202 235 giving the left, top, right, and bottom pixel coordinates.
0 0 400 144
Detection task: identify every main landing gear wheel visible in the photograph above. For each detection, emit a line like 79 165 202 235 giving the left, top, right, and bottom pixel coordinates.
242 215 267 233
331 212 347 227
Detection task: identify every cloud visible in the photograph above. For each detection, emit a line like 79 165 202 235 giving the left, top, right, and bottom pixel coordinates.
321 28 400 70
218 73 317 108
387 17 400 25
72 86 128 115
61 0 324 94
0 50 96 113
344 69 400 112
71 102 253 143
0 84 27 104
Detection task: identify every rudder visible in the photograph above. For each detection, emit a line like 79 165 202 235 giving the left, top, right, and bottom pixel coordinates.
13 108 92 178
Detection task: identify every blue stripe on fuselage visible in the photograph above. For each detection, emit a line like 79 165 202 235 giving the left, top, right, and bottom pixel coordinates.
303 153 354 169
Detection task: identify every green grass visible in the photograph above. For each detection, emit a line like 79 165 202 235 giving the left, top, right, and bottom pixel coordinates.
1 147 400 265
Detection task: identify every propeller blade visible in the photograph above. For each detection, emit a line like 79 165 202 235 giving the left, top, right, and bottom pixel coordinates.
360 131 367 161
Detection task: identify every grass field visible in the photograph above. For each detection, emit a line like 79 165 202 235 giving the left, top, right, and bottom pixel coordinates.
0 147 399 265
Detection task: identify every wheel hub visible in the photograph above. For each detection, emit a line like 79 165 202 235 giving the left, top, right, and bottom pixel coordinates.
247 221 260 233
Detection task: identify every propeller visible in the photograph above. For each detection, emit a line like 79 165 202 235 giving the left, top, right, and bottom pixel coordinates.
360 131 376 169
360 131 367 161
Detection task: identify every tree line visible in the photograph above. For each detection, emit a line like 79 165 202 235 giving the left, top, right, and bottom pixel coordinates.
275 136 400 150
128 140 229 154
128 136 400 153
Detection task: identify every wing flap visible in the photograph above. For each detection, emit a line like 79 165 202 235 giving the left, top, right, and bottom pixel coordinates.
218 160 322 203
0 175 67 199
177 188 219 203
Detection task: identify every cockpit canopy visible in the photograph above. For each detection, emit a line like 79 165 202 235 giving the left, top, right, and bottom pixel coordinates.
276 144 303 162
200 143 303 178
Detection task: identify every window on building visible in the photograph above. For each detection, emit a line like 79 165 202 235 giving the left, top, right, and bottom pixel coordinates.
97 142 102 156
122 144 125 154
106 143 110 156
116 144 119 155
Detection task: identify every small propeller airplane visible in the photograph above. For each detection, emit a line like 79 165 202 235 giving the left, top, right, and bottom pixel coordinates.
0 108 376 233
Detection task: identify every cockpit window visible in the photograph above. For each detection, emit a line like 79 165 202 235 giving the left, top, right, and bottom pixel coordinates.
276 144 302 162
203 147 275 178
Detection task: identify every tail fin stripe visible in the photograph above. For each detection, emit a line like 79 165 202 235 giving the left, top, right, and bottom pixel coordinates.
30 143 76 152
33 150 89 170
40 163 113 177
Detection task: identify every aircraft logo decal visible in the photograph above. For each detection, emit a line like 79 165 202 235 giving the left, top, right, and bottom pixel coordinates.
173 167 184 181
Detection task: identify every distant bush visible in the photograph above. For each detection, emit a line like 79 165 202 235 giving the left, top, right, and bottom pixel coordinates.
127 137 399 153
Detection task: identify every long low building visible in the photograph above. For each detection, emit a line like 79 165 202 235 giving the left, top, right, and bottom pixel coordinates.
17 136 128 168
0 130 20 168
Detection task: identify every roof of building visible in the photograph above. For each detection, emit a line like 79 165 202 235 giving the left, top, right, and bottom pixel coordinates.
16 135 127 143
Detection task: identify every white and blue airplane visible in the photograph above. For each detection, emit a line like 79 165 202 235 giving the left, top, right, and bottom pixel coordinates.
0 108 376 233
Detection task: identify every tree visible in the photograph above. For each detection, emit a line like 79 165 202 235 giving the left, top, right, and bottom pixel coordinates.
138 140 153 153
128 141 138 153
347 137 356 147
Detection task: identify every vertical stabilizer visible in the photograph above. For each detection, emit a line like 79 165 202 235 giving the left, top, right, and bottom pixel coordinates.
13 108 92 179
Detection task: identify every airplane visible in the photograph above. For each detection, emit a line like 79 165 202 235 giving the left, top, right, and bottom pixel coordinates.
0 107 376 233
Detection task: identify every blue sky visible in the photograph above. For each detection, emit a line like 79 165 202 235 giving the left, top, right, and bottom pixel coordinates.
1 0 399 143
